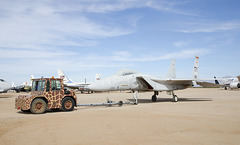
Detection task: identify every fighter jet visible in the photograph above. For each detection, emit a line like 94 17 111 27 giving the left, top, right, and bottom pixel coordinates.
0 78 12 93
88 57 219 103
214 76 240 90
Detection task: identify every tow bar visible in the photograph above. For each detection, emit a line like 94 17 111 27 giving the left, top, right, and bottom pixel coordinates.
77 99 138 107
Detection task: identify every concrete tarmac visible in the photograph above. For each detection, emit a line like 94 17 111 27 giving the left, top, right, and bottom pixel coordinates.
0 88 240 145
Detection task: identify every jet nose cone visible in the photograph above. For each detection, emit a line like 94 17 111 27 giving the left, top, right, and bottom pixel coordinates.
88 81 109 91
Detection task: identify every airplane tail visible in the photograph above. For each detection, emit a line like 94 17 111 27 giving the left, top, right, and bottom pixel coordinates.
166 59 176 79
57 69 72 83
237 76 240 81
95 73 101 81
30 75 34 86
192 56 199 79
214 76 220 84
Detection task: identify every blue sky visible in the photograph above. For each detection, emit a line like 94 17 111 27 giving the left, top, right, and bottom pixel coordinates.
0 0 240 85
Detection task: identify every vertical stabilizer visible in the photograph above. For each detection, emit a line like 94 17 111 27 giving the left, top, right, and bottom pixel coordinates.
95 73 101 81
192 56 199 79
214 76 219 84
237 76 240 81
57 69 72 83
166 59 176 79
30 75 34 87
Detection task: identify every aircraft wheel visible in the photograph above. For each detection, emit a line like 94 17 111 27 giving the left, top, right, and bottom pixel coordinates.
118 101 123 106
152 95 157 102
30 98 47 114
173 95 178 102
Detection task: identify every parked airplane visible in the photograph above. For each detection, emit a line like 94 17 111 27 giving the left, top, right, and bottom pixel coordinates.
57 69 101 93
0 78 12 93
214 76 240 90
88 57 219 103
13 75 34 92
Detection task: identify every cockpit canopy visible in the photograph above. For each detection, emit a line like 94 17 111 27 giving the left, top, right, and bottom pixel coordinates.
114 69 139 76
0 79 5 82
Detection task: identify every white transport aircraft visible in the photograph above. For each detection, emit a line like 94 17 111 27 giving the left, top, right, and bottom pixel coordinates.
0 78 12 93
57 69 101 92
214 76 240 90
88 57 219 103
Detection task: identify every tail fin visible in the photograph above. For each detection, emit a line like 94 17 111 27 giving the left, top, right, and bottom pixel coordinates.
12 82 15 88
214 76 219 84
30 75 34 87
57 69 72 83
192 56 199 79
237 76 240 81
166 59 176 79
95 73 101 81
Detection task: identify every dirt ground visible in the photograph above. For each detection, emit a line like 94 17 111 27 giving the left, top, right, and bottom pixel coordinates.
0 88 240 145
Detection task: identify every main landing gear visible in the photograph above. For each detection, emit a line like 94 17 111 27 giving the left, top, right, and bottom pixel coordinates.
172 94 178 102
151 91 178 102
152 91 158 102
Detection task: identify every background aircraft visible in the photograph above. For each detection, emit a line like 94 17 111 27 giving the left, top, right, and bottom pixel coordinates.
0 78 12 93
214 76 240 90
13 75 34 92
88 57 219 103
57 69 101 93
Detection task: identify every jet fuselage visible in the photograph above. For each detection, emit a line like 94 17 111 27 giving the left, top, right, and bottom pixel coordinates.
88 74 144 91
0 79 11 93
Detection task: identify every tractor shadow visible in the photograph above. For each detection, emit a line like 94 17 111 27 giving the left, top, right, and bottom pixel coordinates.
17 108 78 114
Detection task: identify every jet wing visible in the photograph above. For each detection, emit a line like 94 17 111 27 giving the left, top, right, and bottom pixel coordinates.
195 81 221 88
137 76 193 91
141 76 220 88
136 76 154 89
151 78 193 85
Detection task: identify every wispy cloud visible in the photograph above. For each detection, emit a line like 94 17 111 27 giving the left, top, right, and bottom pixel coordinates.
173 40 191 47
52 0 192 14
0 0 138 50
0 48 76 58
0 47 209 63
146 0 199 16
0 0 196 51
178 21 240 33
110 49 210 61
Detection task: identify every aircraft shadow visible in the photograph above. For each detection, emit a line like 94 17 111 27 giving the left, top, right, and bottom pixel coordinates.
0 97 12 99
127 98 212 103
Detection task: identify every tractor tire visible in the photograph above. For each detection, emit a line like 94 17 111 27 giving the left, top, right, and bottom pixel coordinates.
30 98 47 114
62 97 75 111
